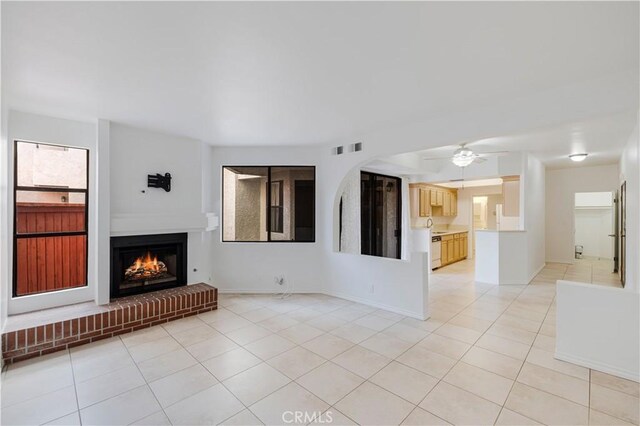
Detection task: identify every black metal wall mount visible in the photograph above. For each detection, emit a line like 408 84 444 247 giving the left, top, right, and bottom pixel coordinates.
148 173 172 192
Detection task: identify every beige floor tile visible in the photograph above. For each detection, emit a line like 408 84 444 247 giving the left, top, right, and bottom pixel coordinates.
396 346 457 379
444 361 514 405
244 334 297 360
591 370 640 397
258 314 300 332
130 411 172 426
359 332 413 359
1 385 77 426
225 324 272 345
80 385 160 426
354 314 397 331
476 333 531 360
44 411 81 426
201 347 262 381
517 362 589 406
250 382 330 425
383 322 431 343
76 365 145 408
401 407 451 425
400 317 441 332
121 327 170 348
434 323 483 344
209 315 254 333
309 408 356 425
71 349 135 383
220 408 264 426
287 307 324 322
335 382 415 426
267 346 326 379
241 307 279 323
532 333 556 352
149 364 218 407
164 383 244 426
1 351 74 407
161 315 205 334
447 314 494 333
278 323 325 344
417 333 472 360
495 408 541 425
332 346 391 379
419 381 501 425
370 361 439 404
127 336 182 363
185 334 240 361
330 323 377 344
589 409 636 426
461 346 523 380
304 315 348 332
223 363 290 405
525 347 589 381
302 333 354 359
487 323 538 345
136 348 198 382
504 382 589 425
297 362 364 405
590 383 640 425
496 314 543 334
169 324 221 346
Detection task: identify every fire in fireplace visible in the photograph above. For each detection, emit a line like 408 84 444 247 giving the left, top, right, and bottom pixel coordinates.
111 233 187 298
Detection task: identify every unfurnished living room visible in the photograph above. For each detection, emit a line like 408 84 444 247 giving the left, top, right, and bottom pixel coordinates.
0 2 639 426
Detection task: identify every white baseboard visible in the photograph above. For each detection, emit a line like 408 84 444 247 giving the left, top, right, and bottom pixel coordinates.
218 288 428 320
555 350 640 382
321 290 427 320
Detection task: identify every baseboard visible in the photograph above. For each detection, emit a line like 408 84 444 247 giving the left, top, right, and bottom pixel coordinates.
217 288 318 294
322 290 427 320
527 263 546 283
555 350 640 382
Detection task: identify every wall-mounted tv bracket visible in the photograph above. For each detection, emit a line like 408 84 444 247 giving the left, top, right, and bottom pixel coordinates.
147 173 172 192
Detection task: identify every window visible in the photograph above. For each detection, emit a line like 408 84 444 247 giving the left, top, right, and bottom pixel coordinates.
361 171 401 259
13 140 89 296
223 166 315 242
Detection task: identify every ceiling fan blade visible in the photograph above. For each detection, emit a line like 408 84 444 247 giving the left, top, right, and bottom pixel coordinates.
476 151 509 157
422 157 452 161
473 157 488 163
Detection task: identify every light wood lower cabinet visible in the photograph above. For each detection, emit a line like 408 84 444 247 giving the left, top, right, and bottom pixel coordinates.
438 232 468 268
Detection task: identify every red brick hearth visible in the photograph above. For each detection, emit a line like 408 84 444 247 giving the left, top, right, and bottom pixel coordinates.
2 283 217 364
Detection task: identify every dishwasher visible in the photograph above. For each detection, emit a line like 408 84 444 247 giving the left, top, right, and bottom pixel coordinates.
431 236 442 269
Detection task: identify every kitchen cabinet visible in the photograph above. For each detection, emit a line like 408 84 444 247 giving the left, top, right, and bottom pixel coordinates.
436 231 468 268
419 188 431 217
443 192 451 216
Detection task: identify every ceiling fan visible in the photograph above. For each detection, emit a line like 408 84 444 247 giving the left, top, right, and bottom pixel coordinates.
423 144 509 168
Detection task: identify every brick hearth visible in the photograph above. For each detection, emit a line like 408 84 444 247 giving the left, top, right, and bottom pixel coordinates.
2 283 217 364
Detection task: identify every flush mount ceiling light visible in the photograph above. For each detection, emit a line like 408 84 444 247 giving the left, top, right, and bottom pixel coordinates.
569 153 588 162
451 147 477 167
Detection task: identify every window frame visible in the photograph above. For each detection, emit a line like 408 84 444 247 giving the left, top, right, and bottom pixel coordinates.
221 165 316 243
12 139 90 297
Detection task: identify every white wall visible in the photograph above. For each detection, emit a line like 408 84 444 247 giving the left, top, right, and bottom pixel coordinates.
619 123 639 292
523 154 546 280
545 164 619 264
556 281 639 381
109 123 212 286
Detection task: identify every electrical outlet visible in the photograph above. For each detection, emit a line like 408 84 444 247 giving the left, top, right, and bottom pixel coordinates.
274 275 285 286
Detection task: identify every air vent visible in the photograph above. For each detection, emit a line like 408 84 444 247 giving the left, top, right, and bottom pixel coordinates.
334 146 344 155
353 142 363 152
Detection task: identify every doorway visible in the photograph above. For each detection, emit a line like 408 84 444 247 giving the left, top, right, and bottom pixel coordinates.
574 192 615 262
360 171 402 259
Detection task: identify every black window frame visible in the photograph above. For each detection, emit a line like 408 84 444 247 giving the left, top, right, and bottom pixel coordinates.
360 171 402 259
12 139 90 297
221 165 316 243
269 180 284 234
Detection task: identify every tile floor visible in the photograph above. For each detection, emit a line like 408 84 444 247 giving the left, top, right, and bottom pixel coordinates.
2 262 638 426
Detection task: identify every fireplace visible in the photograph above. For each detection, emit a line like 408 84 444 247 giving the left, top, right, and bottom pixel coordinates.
111 233 187 298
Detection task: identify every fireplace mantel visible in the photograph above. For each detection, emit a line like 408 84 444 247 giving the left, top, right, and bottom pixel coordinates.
110 212 218 236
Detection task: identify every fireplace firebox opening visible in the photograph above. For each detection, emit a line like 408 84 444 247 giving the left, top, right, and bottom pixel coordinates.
111 233 187 298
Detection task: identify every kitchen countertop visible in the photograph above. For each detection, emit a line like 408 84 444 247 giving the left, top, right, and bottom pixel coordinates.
431 230 468 236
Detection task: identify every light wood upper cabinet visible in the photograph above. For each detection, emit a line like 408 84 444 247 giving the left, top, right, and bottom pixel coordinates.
502 176 520 217
410 184 458 218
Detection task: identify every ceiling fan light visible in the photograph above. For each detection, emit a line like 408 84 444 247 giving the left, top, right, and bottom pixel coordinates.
452 154 475 167
569 153 588 162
